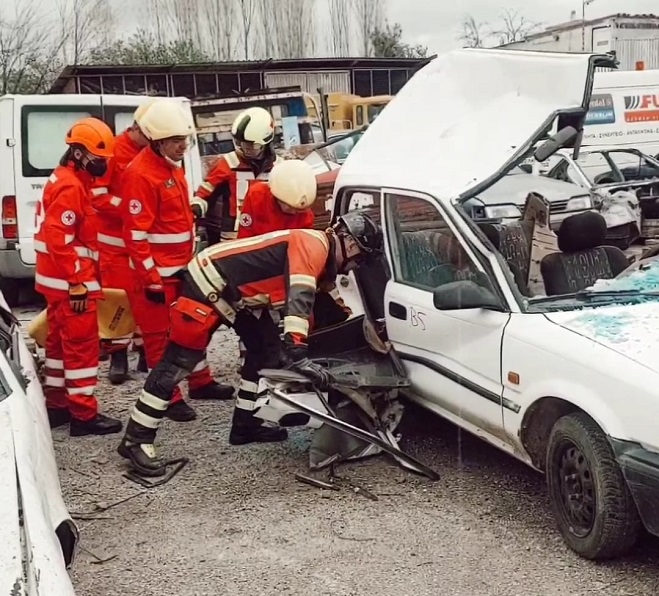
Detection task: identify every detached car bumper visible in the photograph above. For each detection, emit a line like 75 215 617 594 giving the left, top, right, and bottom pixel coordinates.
610 438 659 537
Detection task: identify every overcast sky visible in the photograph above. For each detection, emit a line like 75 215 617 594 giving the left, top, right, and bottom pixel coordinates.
15 0 659 56
389 0 659 53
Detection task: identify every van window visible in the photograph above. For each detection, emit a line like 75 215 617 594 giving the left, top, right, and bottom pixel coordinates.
22 107 97 177
114 110 134 133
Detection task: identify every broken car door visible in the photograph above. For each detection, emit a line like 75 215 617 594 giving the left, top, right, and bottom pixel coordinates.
381 190 511 445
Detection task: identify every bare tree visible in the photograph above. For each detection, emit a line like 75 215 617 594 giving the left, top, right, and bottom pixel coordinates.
492 8 541 45
57 0 115 64
0 0 69 93
237 0 257 59
256 0 280 58
204 0 239 59
274 0 316 59
328 0 351 56
459 15 488 48
352 0 385 56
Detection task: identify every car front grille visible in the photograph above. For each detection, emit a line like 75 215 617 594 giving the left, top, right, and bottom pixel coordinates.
549 200 569 213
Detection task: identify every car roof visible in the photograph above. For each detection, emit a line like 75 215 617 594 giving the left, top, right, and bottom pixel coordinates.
335 49 602 204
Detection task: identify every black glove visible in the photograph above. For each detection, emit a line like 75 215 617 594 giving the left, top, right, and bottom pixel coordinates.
191 203 204 219
145 284 166 304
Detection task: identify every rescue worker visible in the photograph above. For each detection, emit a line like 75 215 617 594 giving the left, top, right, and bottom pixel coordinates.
120 99 234 424
36 117 122 436
237 158 315 238
190 107 281 244
92 99 156 384
117 210 382 476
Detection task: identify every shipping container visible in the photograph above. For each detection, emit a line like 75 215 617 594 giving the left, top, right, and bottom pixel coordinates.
500 13 659 71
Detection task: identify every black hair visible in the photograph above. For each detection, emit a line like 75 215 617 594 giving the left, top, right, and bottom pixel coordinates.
59 145 83 168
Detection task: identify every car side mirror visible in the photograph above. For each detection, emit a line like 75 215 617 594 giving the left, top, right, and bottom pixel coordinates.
534 126 578 162
433 280 504 311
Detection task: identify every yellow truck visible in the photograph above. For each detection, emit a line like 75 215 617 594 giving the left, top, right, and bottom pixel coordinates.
305 92 392 131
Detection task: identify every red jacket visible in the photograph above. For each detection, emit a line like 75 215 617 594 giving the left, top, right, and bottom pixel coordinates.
34 164 100 299
194 152 281 239
237 182 314 239
91 130 142 256
121 147 194 286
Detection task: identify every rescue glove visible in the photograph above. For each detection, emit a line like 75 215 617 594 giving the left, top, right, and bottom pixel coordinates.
191 203 204 219
68 283 88 313
145 283 166 304
284 346 334 390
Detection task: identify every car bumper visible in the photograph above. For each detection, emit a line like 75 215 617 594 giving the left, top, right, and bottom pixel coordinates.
609 438 659 538
549 208 594 231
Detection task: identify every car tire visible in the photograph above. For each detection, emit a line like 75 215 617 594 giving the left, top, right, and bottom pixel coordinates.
546 412 642 560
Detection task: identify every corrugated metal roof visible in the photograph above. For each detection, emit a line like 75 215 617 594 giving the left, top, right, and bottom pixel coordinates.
49 56 434 93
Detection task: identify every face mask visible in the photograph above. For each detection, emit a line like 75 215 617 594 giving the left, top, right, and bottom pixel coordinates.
85 158 107 178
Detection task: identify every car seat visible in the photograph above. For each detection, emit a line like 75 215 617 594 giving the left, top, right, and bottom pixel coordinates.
540 211 629 295
479 221 534 297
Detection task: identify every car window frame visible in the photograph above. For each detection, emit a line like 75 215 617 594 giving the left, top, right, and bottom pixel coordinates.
380 188 514 310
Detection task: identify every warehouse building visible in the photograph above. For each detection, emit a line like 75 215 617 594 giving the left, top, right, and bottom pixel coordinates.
48 57 434 98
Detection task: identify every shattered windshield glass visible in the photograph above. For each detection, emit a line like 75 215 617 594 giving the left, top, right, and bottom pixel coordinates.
527 259 659 312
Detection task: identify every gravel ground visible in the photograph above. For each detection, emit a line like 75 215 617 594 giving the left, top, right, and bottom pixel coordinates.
15 304 659 596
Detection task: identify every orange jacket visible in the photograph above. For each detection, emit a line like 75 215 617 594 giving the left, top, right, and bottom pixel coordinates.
190 229 334 346
34 164 100 299
193 152 280 239
91 130 142 256
121 146 194 286
237 182 314 239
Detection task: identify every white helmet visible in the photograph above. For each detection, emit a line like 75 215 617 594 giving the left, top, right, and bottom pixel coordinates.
133 97 158 126
268 159 317 210
232 107 275 156
139 99 195 141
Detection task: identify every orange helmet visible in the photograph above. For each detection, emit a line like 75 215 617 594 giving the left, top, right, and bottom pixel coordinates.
65 117 114 158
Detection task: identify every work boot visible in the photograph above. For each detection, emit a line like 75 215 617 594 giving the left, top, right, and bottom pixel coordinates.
188 380 235 401
117 439 166 477
108 349 129 385
70 413 123 437
228 406 288 445
165 401 197 422
135 346 148 373
47 408 70 429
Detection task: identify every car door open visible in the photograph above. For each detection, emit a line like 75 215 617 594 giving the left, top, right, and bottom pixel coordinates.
381 189 514 445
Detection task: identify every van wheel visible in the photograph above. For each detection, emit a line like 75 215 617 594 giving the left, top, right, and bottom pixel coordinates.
546 412 641 560
0 276 20 307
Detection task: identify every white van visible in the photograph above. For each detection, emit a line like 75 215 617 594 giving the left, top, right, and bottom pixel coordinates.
583 69 659 156
0 94 203 305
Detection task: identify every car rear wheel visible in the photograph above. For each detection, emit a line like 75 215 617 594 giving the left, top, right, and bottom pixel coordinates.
546 412 641 560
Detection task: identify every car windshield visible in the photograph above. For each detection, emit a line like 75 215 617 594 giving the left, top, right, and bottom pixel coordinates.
577 150 659 186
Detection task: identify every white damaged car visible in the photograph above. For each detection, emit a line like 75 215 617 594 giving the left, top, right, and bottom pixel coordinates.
0 300 77 594
255 49 659 561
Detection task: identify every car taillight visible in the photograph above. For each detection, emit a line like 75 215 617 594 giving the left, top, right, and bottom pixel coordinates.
2 196 17 240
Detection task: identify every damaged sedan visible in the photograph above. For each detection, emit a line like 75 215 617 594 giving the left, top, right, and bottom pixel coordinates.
253 48 659 561
0 297 78 595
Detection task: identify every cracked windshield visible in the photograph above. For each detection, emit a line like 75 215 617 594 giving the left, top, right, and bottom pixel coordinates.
7 0 659 595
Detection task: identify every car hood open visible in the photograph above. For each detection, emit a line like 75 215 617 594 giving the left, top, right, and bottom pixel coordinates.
336 49 614 203
545 302 659 375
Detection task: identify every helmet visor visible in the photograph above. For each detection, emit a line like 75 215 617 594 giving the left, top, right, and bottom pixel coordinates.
239 140 264 160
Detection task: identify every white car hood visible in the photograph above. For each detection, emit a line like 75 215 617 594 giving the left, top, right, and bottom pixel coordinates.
337 48 609 201
544 262 659 374
545 302 659 374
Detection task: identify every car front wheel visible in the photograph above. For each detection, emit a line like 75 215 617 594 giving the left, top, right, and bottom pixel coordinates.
546 412 642 560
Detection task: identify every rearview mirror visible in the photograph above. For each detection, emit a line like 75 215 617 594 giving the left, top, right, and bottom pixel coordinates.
433 280 503 311
533 126 578 162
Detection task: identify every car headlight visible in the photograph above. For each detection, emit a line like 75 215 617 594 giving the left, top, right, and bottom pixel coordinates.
483 204 522 219
567 195 593 211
